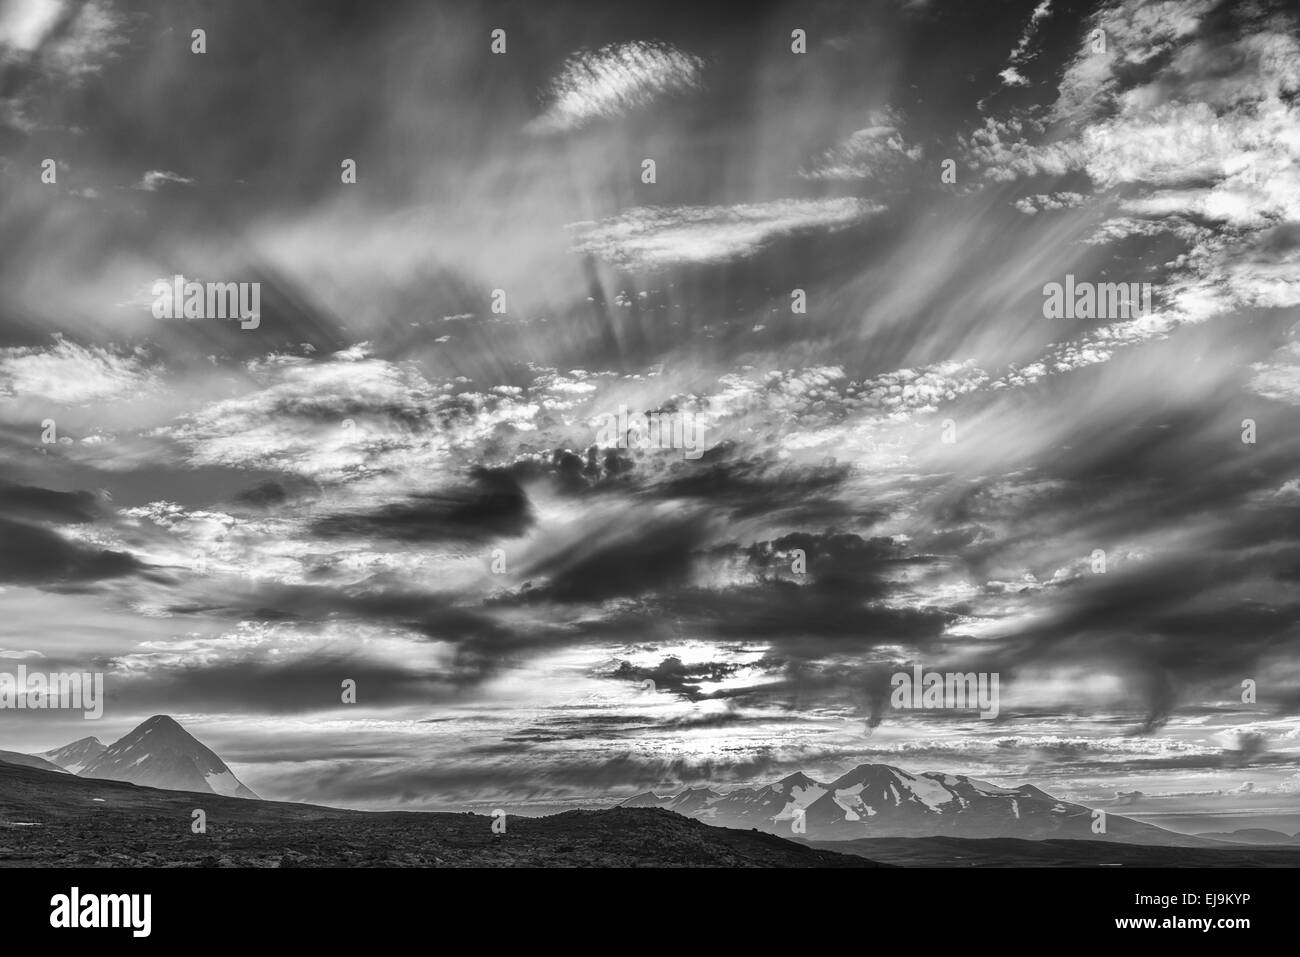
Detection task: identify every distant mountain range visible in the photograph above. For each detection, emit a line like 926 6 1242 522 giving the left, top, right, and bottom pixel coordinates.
15 715 257 799
622 763 1202 845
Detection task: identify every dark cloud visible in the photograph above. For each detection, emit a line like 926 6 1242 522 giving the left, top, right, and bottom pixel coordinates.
232 477 321 509
0 480 102 524
103 656 483 716
608 656 743 701
653 451 859 521
514 512 710 603
0 516 146 586
310 468 532 542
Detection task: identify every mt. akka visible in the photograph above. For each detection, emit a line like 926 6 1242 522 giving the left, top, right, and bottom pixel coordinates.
76 715 258 799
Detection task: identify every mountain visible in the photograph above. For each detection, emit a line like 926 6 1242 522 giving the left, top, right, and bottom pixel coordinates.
0 761 884 868
0 750 68 774
620 791 670 808
661 786 725 815
77 715 258 799
622 786 730 815
37 736 106 774
622 763 1199 845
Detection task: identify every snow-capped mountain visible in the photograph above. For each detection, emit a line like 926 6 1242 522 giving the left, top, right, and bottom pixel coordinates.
76 715 258 799
622 763 1188 844
38 736 107 774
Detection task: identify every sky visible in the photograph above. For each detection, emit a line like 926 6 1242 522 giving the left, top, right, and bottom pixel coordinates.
0 0 1298 834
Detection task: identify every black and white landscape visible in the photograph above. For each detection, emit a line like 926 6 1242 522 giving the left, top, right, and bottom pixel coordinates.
1 0 1299 870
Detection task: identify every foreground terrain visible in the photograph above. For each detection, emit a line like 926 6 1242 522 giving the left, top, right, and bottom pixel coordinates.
0 761 882 868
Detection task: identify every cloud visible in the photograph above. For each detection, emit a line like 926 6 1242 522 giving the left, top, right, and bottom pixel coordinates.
527 40 704 134
568 198 883 268
1249 337 1300 405
0 480 102 523
0 337 158 404
134 169 195 191
800 110 922 181
515 505 711 603
609 656 743 702
0 0 126 72
1006 0 1053 67
0 516 146 586
999 67 1029 87
42 0 127 77
1052 0 1216 125
310 468 534 543
961 2 1300 396
0 0 64 53
0 0 129 132
163 350 448 481
103 621 471 714
1013 192 1086 215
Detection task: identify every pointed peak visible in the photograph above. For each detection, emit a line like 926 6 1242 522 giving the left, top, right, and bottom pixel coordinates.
104 715 195 752
619 791 664 806
775 771 822 789
823 763 917 791
1015 783 1053 799
128 715 192 740
836 762 906 779
140 714 182 729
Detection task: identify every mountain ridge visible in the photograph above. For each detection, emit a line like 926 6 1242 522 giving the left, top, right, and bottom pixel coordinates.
38 736 106 774
622 762 1207 845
